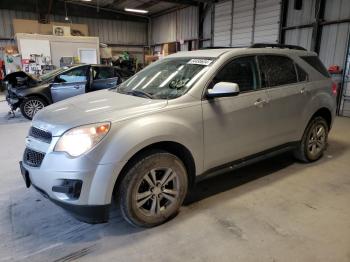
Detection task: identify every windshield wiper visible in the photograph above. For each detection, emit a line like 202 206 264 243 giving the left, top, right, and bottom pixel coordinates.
125 90 154 99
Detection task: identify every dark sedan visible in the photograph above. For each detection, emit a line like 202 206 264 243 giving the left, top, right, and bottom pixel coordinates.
5 64 133 120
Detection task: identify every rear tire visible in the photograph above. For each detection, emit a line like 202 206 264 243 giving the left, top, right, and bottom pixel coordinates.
119 150 188 227
294 116 329 163
20 96 47 120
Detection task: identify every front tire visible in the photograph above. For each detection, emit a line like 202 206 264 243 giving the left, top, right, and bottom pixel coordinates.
119 150 188 227
20 96 47 120
294 116 329 162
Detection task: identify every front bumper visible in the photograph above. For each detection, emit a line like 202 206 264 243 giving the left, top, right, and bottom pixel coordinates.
20 157 119 223
5 86 21 110
21 132 125 223
22 164 110 223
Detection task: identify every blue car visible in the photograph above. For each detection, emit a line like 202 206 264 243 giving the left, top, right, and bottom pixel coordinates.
5 64 133 119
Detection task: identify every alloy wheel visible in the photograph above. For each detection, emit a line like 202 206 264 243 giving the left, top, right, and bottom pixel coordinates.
135 168 179 216
307 123 326 157
23 100 45 118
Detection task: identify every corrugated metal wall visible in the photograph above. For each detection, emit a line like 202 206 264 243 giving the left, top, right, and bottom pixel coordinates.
285 28 313 50
282 0 350 116
151 6 199 45
319 0 350 67
283 0 315 50
232 0 254 46
212 0 281 47
0 9 148 45
254 0 281 43
213 1 232 46
320 0 350 117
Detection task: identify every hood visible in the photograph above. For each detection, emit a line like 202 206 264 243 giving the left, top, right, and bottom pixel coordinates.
33 89 168 136
4 71 39 88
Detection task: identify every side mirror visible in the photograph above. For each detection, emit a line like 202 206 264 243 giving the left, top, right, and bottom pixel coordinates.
207 82 240 98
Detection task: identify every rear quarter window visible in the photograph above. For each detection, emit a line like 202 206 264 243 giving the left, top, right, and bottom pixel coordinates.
295 64 308 82
300 56 330 78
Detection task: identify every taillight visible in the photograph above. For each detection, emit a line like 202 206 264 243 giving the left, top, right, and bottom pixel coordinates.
332 82 337 95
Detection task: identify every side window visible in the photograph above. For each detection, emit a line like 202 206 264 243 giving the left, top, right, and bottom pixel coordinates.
93 67 115 80
295 64 308 82
58 66 88 83
213 56 259 92
300 56 330 78
258 55 298 87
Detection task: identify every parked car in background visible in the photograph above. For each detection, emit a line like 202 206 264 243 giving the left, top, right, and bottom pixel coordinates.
20 44 336 227
5 64 133 119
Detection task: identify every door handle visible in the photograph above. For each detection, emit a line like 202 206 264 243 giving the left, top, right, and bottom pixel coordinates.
254 98 268 107
73 85 80 89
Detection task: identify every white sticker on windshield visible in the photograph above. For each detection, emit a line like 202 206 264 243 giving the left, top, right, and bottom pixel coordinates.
187 59 213 66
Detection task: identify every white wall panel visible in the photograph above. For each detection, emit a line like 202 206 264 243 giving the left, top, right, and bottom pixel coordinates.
231 0 254 46
319 23 350 67
151 6 199 45
286 0 315 26
151 12 177 44
214 1 232 46
254 0 280 43
177 6 198 41
213 0 280 47
284 28 313 50
324 0 350 21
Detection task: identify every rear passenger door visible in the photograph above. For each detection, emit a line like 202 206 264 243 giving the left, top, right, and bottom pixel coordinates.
90 66 120 91
258 55 309 146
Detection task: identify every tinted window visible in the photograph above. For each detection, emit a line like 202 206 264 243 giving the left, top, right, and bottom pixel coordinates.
258 55 298 87
301 56 330 78
295 64 308 82
116 68 133 79
58 66 88 83
93 67 115 80
214 56 259 92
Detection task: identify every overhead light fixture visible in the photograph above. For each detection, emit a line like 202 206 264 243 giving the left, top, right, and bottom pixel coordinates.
64 1 70 21
124 8 149 14
81 0 92 2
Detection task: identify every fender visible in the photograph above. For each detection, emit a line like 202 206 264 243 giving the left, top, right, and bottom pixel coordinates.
298 82 336 139
90 106 204 204
15 84 53 104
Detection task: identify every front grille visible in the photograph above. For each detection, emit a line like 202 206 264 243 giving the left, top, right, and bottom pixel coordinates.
23 148 45 167
29 127 52 143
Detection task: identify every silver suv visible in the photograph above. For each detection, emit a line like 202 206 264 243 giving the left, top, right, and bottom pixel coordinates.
20 44 336 227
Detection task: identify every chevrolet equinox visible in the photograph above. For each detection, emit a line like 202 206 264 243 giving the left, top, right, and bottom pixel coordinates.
20 44 336 227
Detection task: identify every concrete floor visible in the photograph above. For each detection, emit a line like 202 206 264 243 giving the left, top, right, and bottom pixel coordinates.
0 97 349 262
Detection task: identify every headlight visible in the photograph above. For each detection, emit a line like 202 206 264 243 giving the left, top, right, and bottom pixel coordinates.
54 122 111 157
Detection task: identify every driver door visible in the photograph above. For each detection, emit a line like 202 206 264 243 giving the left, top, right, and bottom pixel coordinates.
202 56 271 170
90 66 120 91
51 65 89 102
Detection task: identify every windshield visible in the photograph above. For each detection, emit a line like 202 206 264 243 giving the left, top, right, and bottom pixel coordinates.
116 57 213 99
39 67 68 81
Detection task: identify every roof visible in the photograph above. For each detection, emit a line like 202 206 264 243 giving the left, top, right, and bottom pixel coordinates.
165 46 315 59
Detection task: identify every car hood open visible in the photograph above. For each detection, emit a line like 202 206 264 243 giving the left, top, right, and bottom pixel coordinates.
33 89 168 136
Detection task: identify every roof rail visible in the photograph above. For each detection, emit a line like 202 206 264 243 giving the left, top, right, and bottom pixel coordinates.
250 43 307 51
